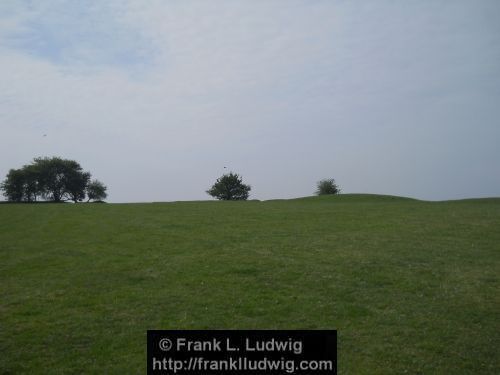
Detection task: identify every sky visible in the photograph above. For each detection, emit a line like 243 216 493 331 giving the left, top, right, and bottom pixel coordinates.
1 0 499 203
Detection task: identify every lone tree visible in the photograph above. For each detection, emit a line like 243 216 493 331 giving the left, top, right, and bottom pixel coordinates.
206 172 251 200
1 157 107 203
316 178 340 195
86 179 107 202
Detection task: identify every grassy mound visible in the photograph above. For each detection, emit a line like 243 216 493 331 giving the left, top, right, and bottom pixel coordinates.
1 195 499 373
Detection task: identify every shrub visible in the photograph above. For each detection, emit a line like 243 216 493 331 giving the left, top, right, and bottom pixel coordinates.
316 179 340 195
206 172 251 200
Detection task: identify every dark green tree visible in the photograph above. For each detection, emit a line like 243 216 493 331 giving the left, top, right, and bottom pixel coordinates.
21 164 40 202
316 178 340 195
1 157 103 203
206 172 251 200
66 170 91 203
86 179 107 202
1 165 41 202
1 169 25 202
34 157 67 202
33 157 88 202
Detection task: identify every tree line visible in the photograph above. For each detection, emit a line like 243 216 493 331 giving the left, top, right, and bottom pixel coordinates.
2 157 340 202
1 157 107 203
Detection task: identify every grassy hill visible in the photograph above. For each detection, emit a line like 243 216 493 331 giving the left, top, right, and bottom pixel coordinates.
1 195 499 374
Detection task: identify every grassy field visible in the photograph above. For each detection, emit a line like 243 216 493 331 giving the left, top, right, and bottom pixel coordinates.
1 194 499 374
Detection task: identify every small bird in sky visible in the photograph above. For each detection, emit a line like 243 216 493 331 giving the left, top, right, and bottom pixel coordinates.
43 134 47 137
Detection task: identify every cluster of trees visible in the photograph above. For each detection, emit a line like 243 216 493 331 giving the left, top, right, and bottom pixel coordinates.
1 157 107 203
206 173 340 200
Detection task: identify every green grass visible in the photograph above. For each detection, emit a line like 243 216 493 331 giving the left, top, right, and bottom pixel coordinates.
1 194 499 374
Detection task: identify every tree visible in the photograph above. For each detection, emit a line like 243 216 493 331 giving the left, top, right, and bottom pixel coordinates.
1 157 105 203
1 169 25 202
86 179 107 202
0 165 41 202
66 170 91 203
33 157 90 202
316 178 340 195
206 172 251 200
21 164 40 202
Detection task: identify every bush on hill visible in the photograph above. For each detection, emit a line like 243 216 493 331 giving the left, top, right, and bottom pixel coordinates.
206 172 251 200
316 178 340 195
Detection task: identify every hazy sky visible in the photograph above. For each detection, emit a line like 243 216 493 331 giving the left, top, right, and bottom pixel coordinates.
1 1 499 202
